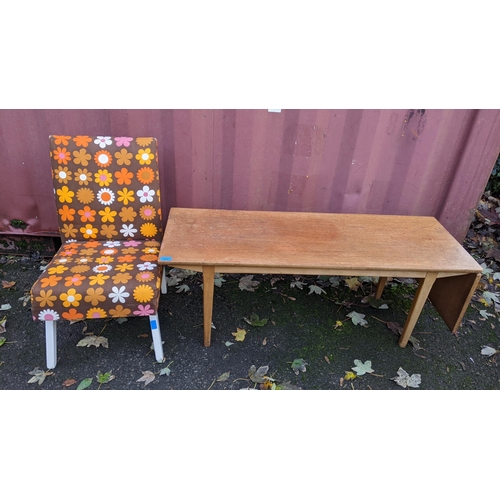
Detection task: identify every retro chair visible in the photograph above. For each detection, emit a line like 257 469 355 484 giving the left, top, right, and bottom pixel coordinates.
31 135 167 368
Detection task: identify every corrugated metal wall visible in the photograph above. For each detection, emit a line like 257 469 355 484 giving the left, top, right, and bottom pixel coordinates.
1 109 499 242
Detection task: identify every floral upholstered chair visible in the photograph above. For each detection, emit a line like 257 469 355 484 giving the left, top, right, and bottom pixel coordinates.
31 135 167 368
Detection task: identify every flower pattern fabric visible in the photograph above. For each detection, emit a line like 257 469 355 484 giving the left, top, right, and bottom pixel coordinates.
31 136 163 322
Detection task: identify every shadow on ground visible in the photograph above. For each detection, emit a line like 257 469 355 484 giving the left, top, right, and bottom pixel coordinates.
1 253 499 390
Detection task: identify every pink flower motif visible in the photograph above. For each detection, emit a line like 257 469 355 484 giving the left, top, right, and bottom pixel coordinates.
133 304 154 316
114 137 134 147
123 240 141 247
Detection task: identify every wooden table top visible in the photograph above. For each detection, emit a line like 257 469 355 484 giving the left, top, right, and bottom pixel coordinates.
159 208 482 276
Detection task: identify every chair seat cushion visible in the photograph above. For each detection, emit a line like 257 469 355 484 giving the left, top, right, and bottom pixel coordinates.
31 239 161 322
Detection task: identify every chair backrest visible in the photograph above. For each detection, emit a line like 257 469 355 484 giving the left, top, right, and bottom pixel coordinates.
50 135 162 243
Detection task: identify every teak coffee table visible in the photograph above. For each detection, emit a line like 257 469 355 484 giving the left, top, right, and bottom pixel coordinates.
159 208 482 348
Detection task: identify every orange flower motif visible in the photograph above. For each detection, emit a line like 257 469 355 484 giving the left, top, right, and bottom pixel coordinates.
80 224 98 239
117 254 135 263
119 206 137 222
58 205 75 222
136 148 154 165
112 272 133 284
48 265 69 275
137 167 155 183
75 168 91 185
70 264 90 273
86 307 107 319
35 289 57 308
114 167 133 185
89 274 110 286
136 271 155 283
140 223 158 238
65 242 79 249
95 255 114 264
84 241 100 248
60 288 83 308
121 247 138 255
117 188 135 206
53 135 71 146
76 188 95 204
78 206 96 223
57 185 74 203
99 207 117 223
84 287 106 306
94 150 113 168
73 135 92 147
94 169 112 186
115 149 133 166
139 205 156 220
53 147 71 165
54 166 72 184
133 284 154 303
100 248 118 256
100 224 118 239
64 274 86 287
140 254 158 262
62 308 84 321
40 275 62 288
115 263 134 272
80 248 97 256
109 304 132 317
61 224 77 239
73 149 91 167
136 137 153 147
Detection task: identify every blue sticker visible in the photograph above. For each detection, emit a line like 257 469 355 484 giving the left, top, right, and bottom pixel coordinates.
150 319 158 330
159 256 172 262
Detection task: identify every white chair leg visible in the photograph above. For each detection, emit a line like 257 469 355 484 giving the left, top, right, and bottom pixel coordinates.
149 314 164 362
161 266 167 294
45 320 57 369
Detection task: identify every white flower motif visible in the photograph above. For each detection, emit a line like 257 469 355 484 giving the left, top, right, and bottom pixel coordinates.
137 185 154 203
103 240 121 247
108 286 130 304
94 136 112 148
38 309 60 321
120 224 137 238
97 188 115 205
66 239 77 243
92 264 112 273
137 262 157 271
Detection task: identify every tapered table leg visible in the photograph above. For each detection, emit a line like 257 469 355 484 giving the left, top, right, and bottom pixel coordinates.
375 277 388 299
203 266 215 347
399 272 438 347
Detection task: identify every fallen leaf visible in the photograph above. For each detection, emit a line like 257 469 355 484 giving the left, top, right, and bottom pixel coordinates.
248 365 269 383
344 371 357 380
137 371 155 386
290 280 305 289
239 275 259 292
224 341 234 347
391 367 421 388
1 281 15 289
334 320 343 329
0 336 6 346
387 322 402 335
344 277 361 291
308 284 326 295
216 372 230 382
324 356 330 364
76 335 109 348
115 317 128 324
28 368 52 385
481 346 498 357
262 337 267 345
367 296 390 309
0 304 11 310
291 358 307 375
62 379 77 388
160 362 173 376
479 310 495 320
346 311 368 326
0 317 6 334
481 291 500 306
96 371 115 384
351 359 374 375
232 328 247 341
176 284 190 293
76 378 93 390
243 313 268 327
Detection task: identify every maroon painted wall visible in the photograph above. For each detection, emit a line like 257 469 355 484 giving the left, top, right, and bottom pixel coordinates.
1 109 499 242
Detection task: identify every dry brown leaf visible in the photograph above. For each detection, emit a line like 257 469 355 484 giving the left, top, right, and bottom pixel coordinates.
1 281 16 289
62 379 77 387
